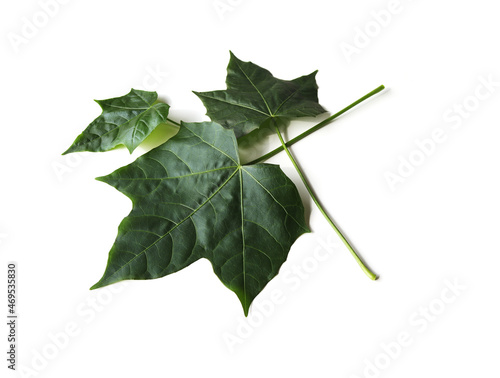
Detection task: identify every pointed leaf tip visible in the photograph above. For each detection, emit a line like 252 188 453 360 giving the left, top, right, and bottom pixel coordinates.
194 54 326 138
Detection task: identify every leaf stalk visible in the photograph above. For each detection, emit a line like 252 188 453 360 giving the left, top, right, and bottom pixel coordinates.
247 85 385 165
273 121 378 281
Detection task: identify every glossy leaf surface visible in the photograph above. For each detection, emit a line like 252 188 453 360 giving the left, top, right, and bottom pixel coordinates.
91 121 309 315
63 89 169 154
194 52 326 137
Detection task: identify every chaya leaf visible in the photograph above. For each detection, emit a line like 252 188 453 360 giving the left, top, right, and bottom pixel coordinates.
91 121 309 315
63 89 170 154
193 52 326 138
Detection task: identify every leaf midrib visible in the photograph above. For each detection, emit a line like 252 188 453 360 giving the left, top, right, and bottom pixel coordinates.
98 167 240 286
105 166 237 181
233 58 273 116
238 167 247 311
83 103 163 148
195 92 270 117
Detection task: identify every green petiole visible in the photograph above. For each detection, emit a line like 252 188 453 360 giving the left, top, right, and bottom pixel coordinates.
247 85 385 165
273 120 378 281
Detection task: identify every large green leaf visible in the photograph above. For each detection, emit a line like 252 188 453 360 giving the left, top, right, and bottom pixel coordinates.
193 52 326 138
91 121 309 315
63 89 170 154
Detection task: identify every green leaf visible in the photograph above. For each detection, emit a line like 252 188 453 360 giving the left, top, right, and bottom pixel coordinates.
91 121 309 315
63 89 170 154
194 52 326 138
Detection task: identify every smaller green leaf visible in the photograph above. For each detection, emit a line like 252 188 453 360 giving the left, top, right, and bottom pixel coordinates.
194 52 327 138
63 89 170 154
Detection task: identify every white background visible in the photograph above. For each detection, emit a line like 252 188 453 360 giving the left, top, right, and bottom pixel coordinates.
1 0 500 377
